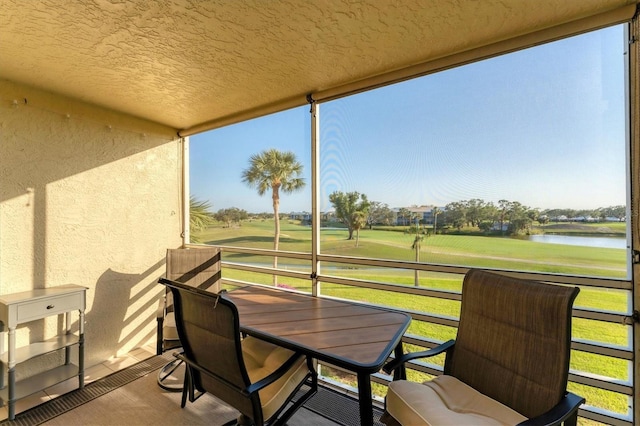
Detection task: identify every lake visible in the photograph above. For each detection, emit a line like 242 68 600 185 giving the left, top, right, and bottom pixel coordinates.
526 234 627 249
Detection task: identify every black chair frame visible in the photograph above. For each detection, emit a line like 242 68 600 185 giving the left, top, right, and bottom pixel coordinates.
160 278 318 426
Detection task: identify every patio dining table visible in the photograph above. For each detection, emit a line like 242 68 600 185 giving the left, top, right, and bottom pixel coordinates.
226 285 411 426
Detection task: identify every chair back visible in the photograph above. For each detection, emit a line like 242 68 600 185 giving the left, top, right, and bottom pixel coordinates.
445 269 579 418
166 248 221 290
164 248 222 321
163 279 258 419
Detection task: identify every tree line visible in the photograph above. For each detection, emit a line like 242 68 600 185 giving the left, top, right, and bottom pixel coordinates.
437 199 625 235
190 149 626 244
366 199 626 236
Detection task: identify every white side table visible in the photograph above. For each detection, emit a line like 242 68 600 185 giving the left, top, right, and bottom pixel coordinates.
0 285 86 420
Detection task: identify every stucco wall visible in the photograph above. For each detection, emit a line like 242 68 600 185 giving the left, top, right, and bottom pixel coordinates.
0 80 183 368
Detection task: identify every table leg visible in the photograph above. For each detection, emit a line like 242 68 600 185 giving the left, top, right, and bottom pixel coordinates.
356 372 373 426
393 342 406 380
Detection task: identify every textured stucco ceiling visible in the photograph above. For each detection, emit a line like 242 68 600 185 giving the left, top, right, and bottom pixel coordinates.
0 0 636 133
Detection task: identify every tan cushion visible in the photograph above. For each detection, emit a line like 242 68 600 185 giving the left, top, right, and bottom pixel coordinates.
242 336 309 421
386 375 527 426
162 312 179 341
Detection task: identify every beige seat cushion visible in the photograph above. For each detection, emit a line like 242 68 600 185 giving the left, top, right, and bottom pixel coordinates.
162 312 179 341
242 336 309 421
386 375 527 426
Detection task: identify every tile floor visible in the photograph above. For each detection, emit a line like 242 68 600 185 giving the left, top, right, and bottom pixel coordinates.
0 345 157 421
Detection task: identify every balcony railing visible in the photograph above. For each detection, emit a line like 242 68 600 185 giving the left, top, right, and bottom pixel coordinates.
186 243 635 426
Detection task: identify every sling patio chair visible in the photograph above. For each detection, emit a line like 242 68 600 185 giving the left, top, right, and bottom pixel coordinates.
156 247 222 391
382 269 584 426
159 277 318 426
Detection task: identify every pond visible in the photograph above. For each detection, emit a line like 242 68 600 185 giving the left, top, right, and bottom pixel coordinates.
526 234 627 249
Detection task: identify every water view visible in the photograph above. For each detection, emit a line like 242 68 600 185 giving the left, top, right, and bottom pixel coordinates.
527 234 627 249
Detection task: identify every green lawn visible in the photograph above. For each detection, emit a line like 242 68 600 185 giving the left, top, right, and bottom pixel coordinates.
203 220 626 278
198 220 631 418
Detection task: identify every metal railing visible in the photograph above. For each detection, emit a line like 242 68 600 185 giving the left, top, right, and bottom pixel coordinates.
188 243 635 426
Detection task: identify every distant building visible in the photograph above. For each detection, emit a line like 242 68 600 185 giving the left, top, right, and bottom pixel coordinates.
288 211 335 222
289 211 311 222
393 205 445 226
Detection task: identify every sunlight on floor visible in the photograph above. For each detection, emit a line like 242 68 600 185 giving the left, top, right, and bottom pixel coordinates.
0 345 156 420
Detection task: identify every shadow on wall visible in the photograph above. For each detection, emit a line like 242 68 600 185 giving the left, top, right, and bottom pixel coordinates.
0 82 180 367
0 80 177 291
85 258 166 366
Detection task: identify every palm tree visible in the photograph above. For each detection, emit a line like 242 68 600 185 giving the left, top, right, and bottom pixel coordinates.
241 149 305 284
411 233 424 286
189 196 216 243
352 211 367 248
432 206 441 235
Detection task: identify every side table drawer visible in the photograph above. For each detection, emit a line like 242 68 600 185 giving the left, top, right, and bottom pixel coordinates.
16 293 82 322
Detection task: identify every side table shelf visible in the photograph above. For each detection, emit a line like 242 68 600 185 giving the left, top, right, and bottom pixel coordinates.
0 364 79 404
0 334 81 364
0 285 86 420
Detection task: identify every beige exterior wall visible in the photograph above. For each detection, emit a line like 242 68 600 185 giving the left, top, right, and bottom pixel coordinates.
0 80 183 367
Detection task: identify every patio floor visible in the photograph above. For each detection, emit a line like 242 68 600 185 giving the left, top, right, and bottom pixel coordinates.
1 347 385 426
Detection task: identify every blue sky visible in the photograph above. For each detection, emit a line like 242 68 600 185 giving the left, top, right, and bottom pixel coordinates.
190 25 627 214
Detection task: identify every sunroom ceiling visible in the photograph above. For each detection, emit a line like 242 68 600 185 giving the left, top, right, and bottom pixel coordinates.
0 0 636 134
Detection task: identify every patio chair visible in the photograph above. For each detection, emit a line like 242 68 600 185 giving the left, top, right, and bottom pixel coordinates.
156 247 221 391
382 269 584 426
158 277 318 426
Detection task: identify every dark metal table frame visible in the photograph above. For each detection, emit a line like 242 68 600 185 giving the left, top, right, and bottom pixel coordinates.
227 285 411 425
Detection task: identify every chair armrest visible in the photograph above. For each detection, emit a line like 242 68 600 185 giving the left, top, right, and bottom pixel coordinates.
176 351 309 397
156 294 167 355
176 352 239 392
383 339 455 375
157 277 168 320
517 392 585 426
157 297 166 320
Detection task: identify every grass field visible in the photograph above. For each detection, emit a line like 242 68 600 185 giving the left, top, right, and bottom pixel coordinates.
196 219 631 420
